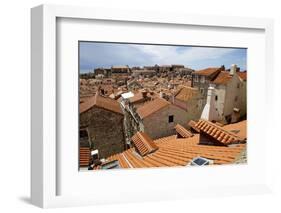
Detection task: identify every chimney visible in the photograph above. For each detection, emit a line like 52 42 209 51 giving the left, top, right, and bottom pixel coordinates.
230 64 237 76
159 91 163 98
141 89 148 98
201 86 219 121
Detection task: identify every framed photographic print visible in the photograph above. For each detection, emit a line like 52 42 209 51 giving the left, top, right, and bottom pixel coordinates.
31 4 274 208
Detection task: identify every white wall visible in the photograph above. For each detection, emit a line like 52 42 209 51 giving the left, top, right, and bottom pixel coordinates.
0 0 281 213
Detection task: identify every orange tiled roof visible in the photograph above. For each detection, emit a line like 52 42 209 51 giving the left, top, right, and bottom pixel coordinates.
154 135 177 144
136 98 170 119
131 132 158 156
80 93 123 115
80 147 90 167
237 71 247 81
195 119 245 145
175 124 193 138
222 120 247 140
175 86 199 102
102 134 246 169
188 120 200 132
129 92 145 104
212 71 232 85
193 67 221 76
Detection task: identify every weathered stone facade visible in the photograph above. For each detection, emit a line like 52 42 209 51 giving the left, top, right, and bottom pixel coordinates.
139 104 189 139
80 106 125 159
191 67 224 106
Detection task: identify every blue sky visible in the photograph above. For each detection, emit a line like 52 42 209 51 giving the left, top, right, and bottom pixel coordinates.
79 42 247 73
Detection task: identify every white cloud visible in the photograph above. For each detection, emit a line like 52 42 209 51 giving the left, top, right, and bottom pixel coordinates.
133 45 236 66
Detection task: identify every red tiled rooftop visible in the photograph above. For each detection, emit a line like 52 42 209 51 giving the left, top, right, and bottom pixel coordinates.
188 120 200 132
80 93 123 115
222 120 247 140
175 124 193 138
129 92 145 104
136 98 170 119
237 71 247 81
131 132 158 156
212 71 233 85
195 119 245 145
175 86 199 102
101 134 246 169
193 67 221 76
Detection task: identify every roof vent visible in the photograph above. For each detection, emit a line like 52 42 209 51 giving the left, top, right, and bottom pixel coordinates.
190 157 213 166
131 132 158 156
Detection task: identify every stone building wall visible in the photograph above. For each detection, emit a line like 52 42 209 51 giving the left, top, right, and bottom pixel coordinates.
141 104 188 139
173 93 204 122
80 107 125 159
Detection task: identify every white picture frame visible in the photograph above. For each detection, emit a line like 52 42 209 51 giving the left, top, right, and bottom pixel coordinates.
31 4 274 208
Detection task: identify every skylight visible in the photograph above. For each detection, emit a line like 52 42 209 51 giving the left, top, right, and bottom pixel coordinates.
190 157 213 166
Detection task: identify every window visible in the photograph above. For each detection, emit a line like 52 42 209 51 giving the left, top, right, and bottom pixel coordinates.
80 129 89 140
215 95 218 101
200 88 204 95
194 75 199 82
234 96 238 102
168 115 174 123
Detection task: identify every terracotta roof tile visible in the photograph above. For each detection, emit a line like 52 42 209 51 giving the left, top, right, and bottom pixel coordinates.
175 124 193 138
136 98 170 119
222 120 247 140
129 92 146 104
188 120 200 132
131 132 158 156
212 71 233 85
195 119 245 145
175 86 199 102
80 93 123 115
100 133 246 169
193 67 221 76
237 71 247 81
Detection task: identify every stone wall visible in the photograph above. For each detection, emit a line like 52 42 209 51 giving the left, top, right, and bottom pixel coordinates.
141 104 188 139
80 107 125 159
173 93 204 122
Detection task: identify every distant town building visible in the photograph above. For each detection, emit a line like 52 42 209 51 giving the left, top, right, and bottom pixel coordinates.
171 64 185 71
111 65 130 74
127 79 143 90
144 64 159 71
158 65 171 73
176 68 194 77
132 69 157 78
79 93 126 159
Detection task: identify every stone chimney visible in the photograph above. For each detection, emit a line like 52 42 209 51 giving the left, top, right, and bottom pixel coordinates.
141 89 148 99
230 64 237 76
201 86 219 121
